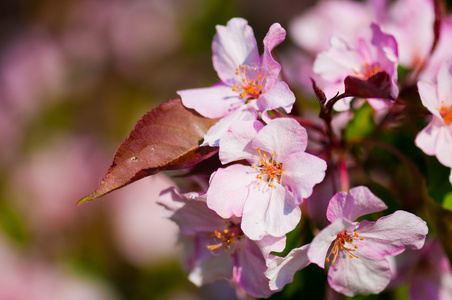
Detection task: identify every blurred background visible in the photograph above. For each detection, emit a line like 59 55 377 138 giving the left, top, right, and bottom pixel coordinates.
0 0 315 299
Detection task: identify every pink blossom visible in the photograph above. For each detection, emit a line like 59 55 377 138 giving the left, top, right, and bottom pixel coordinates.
157 187 285 298
415 59 452 183
307 186 428 296
289 0 434 72
383 0 435 71
290 0 377 55
177 18 295 146
11 137 110 233
206 118 326 240
0 233 117 300
313 22 399 111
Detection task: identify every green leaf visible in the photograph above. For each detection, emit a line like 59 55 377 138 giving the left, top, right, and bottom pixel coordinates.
345 102 375 140
443 191 452 210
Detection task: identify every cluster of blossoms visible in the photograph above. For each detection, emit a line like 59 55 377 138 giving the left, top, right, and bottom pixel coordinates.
83 0 452 298
157 10 441 297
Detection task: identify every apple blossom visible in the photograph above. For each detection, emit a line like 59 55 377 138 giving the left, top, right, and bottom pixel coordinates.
415 59 452 184
177 17 295 146
157 187 286 298
313 22 399 111
206 118 327 240
308 186 428 296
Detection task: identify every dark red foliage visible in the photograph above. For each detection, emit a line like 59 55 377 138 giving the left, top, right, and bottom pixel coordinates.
78 99 218 204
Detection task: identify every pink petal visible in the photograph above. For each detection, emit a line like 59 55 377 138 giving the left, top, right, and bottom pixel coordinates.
265 244 310 291
234 238 273 298
252 118 308 160
418 81 441 119
437 60 452 106
435 124 452 168
206 165 257 218
255 235 287 260
177 83 243 118
308 218 358 268
257 81 295 114
157 188 226 235
283 151 327 203
357 210 428 257
212 18 260 86
202 105 258 147
327 245 391 296
367 98 392 111
260 23 285 89
241 184 301 240
187 234 234 286
219 120 264 164
368 23 398 72
313 36 363 82
326 186 388 223
415 117 443 156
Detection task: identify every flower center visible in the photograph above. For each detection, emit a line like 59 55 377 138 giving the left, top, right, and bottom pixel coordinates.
353 62 381 79
207 221 243 256
326 230 364 265
439 105 452 125
252 148 284 188
232 65 263 99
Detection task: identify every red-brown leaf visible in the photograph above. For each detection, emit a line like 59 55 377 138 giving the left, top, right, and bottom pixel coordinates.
344 71 395 100
78 99 218 204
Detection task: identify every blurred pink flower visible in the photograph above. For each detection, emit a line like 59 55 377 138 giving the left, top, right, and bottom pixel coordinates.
11 137 110 232
0 233 117 300
109 174 180 267
290 0 435 70
290 0 377 55
383 0 435 71
390 238 452 300
0 32 67 116
420 16 452 81
62 0 181 81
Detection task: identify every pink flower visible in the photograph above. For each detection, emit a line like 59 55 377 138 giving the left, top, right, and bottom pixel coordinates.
157 187 285 298
206 118 327 240
307 186 428 296
289 0 378 55
108 175 179 267
289 0 434 72
415 59 452 183
177 18 295 146
313 22 399 111
384 0 435 71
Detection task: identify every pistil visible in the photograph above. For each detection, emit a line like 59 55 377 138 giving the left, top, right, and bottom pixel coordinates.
252 148 284 188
